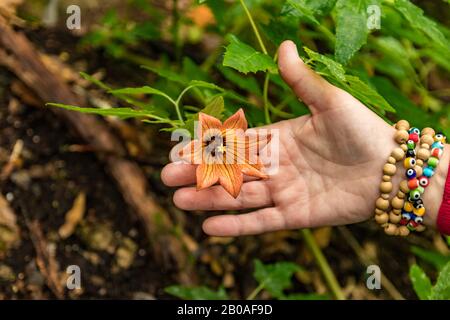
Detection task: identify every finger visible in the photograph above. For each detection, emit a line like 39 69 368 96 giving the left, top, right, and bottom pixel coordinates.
161 162 261 187
173 180 272 210
161 163 196 187
278 40 343 114
202 207 285 236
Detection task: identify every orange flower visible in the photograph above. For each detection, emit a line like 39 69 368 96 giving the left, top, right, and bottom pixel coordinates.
179 109 271 198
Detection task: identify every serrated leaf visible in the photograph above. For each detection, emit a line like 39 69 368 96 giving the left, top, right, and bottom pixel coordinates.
429 261 450 300
410 264 432 300
223 35 277 74
46 104 158 120
283 0 337 19
253 259 300 298
260 17 301 48
394 0 449 49
165 285 228 300
304 47 346 81
335 0 372 65
218 65 261 96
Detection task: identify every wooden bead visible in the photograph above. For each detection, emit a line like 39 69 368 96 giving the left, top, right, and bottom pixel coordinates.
416 159 424 166
417 148 430 161
380 181 393 193
398 191 405 199
421 143 430 150
395 130 409 144
389 211 401 224
375 213 389 225
387 156 396 164
382 175 391 182
375 208 386 215
376 197 390 210
396 120 410 131
399 180 410 193
384 223 398 236
393 208 401 214
383 163 397 176
400 144 408 152
421 127 435 137
381 193 390 200
416 225 426 232
421 135 434 146
391 196 404 209
398 226 410 237
414 165 423 177
391 148 405 161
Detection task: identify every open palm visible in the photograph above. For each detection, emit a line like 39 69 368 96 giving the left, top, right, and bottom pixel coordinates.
161 41 400 236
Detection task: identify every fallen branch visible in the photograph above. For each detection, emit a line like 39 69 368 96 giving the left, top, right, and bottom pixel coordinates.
0 16 192 283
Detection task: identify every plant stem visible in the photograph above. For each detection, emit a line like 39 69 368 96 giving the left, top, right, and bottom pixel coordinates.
172 0 182 64
301 229 345 300
263 73 271 124
238 0 268 54
246 282 265 300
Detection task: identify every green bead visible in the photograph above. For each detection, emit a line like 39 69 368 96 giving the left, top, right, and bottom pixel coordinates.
407 140 415 149
417 186 425 194
409 189 421 201
428 157 439 168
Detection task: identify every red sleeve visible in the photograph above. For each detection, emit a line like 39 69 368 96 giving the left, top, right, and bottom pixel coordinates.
437 162 450 236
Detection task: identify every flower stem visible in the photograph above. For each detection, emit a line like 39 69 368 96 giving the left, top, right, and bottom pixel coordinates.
238 0 268 55
246 282 265 300
301 229 345 300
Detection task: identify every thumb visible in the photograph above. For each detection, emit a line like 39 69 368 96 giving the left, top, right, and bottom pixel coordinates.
278 40 342 114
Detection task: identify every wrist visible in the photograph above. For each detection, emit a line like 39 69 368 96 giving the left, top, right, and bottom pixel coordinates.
423 144 450 228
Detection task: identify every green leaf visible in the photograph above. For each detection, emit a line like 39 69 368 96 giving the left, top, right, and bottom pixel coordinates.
183 96 225 135
165 285 228 300
394 0 449 49
335 0 372 65
304 47 346 81
429 262 450 300
223 35 277 74
46 104 160 120
109 86 175 103
253 259 300 298
411 246 450 271
284 0 320 25
260 17 301 48
217 65 261 96
283 0 337 18
282 293 330 300
409 264 432 300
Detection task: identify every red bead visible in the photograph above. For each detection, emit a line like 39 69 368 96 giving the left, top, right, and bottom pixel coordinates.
408 178 419 190
409 133 419 143
431 147 443 158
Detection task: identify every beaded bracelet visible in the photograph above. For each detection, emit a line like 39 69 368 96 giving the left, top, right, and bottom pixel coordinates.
374 120 446 236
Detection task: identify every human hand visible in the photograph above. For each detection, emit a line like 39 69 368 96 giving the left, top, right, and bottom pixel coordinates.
161 40 449 236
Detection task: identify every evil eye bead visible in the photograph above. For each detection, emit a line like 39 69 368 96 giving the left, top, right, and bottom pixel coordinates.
413 198 423 209
431 141 444 149
413 206 426 216
409 189 421 201
414 216 424 224
406 149 416 158
403 157 416 169
407 140 415 150
431 147 443 158
405 168 416 179
409 133 419 143
407 178 419 190
428 156 439 168
419 176 429 188
434 133 446 143
409 127 421 135
423 167 435 177
403 201 413 212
